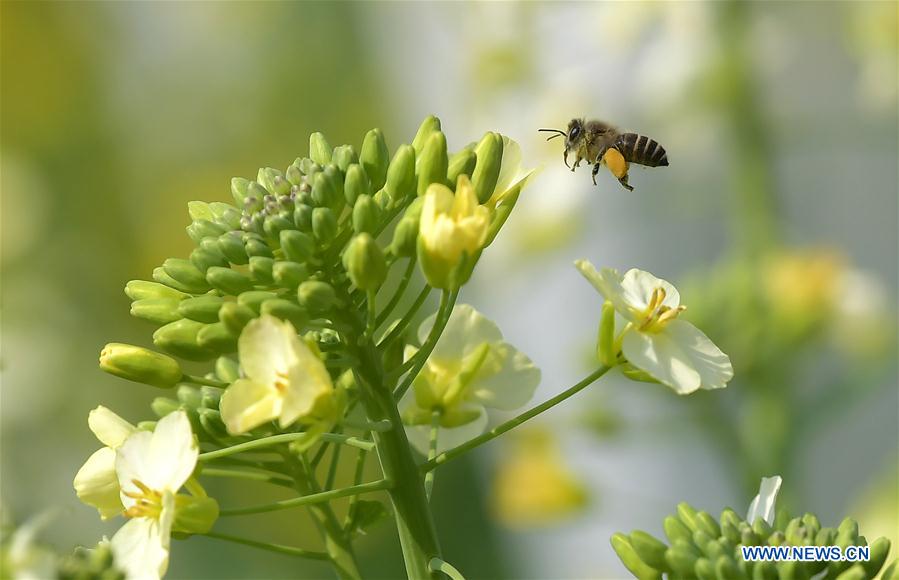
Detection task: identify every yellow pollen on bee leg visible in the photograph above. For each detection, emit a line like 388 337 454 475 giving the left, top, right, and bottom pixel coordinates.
602 148 629 179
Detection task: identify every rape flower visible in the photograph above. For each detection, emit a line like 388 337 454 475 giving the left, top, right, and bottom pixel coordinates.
746 475 783 526
219 315 338 435
576 261 733 394
417 176 490 289
400 304 540 454
485 136 538 208
73 406 137 519
111 411 197 580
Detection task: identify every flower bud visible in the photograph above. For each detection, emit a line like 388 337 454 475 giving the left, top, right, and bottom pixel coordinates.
343 233 387 292
244 237 273 259
217 233 249 265
152 267 198 295
297 280 337 314
293 203 313 231
312 207 337 244
234 290 275 315
125 280 189 302
411 115 441 154
173 495 219 535
664 515 693 545
471 131 503 203
260 298 308 328
131 298 182 325
263 215 295 243
629 531 668 572
352 194 379 234
219 302 257 334
597 300 617 366
214 358 238 386
389 216 419 257
416 131 448 197
151 396 182 418
360 128 389 190
177 296 225 324
205 266 253 295
99 343 183 388
344 164 372 206
186 220 227 244
249 256 274 284
163 259 212 293
197 322 238 353
273 261 309 289
373 187 392 211
280 230 314 263
331 145 358 173
153 320 216 361
309 132 332 165
190 247 228 272
231 177 250 206
385 145 416 201
610 534 661 579
447 148 477 184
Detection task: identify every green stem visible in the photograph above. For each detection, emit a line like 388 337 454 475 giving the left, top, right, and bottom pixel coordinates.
343 439 370 531
376 257 418 327
199 467 293 488
429 558 466 580
198 432 373 461
422 366 611 472
392 290 458 400
325 440 343 491
365 290 377 338
424 411 440 501
201 531 331 561
182 374 227 388
377 285 432 348
219 478 392 516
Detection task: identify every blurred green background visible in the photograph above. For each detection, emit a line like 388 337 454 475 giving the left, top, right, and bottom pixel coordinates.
2 2 896 578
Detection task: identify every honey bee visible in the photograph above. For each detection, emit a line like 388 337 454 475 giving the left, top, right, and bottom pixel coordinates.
539 119 668 191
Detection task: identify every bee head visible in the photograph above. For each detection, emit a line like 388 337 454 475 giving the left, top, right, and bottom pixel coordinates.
565 118 587 150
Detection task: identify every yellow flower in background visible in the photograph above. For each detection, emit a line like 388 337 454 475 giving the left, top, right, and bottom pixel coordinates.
73 406 137 520
220 315 338 435
763 249 844 322
492 428 587 528
400 304 540 455
576 261 733 394
417 176 490 289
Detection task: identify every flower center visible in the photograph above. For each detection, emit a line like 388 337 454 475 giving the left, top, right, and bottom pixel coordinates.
273 369 290 394
123 479 164 520
638 287 686 333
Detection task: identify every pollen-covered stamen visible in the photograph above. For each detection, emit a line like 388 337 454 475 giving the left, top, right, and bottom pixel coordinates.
638 287 686 332
273 369 290 394
123 479 164 519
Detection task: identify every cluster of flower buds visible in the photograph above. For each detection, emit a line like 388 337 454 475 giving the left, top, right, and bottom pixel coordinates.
57 543 123 580
612 502 895 580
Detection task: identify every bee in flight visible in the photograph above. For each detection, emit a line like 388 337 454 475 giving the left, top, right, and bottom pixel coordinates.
539 119 668 191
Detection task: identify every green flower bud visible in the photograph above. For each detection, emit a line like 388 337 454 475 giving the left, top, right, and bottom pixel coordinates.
352 194 379 234
205 266 253 295
231 177 250 206
471 131 503 204
177 383 202 407
197 322 238 353
263 215 295 242
190 247 228 272
610 533 662 580
188 201 214 221
863 537 891 577
173 495 219 535
286 163 304 187
676 503 701 533
630 531 669 572
244 237 274 259
411 115 441 154
201 385 222 409
215 356 239 383
249 256 274 284
331 145 358 173
99 343 183 388
694 558 716 580
152 267 199 295
597 300 617 366
312 207 337 244
696 511 721 538
373 187 392 211
835 564 867 580
125 280 189 301
153 319 216 361
665 545 698 577
447 147 477 184
416 131 448 197
273 261 309 289
163 259 212 293
753 561 778 580
309 132 332 165
879 559 897 580
257 167 284 195
151 396 182 418
343 233 387 292
385 144 416 201
389 216 419 257
280 230 314 263
344 163 372 206
664 515 693 545
218 302 257 334
360 128 389 190
297 280 336 314
177 296 225 324
131 298 182 325
815 527 836 547
260 298 308 328
237 290 278 314
217 233 249 264
293 203 313 231
312 171 340 210
187 219 227 244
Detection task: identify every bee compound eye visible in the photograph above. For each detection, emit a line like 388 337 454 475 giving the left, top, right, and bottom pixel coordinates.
570 126 580 138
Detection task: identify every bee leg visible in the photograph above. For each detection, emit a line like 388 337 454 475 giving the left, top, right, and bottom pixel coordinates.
591 162 601 185
618 174 634 192
563 148 571 169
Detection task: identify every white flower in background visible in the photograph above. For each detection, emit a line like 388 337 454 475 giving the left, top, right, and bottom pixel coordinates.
220 315 338 435
73 406 137 519
400 304 541 454
746 475 782 526
4 511 58 580
111 411 197 580
576 261 733 394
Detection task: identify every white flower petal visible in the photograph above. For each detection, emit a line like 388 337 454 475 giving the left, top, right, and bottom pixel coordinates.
664 320 733 390
405 406 489 456
575 262 642 323
280 338 334 426
238 316 298 386
89 406 136 449
74 447 123 520
110 513 169 580
220 378 282 435
418 304 504 362
116 411 197 502
469 342 541 411
622 329 701 394
620 268 681 311
746 476 782 526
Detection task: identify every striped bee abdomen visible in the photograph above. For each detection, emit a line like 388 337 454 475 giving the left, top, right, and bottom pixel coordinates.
615 133 669 167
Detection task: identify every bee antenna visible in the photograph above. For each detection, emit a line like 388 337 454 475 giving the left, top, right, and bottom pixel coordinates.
538 128 567 141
